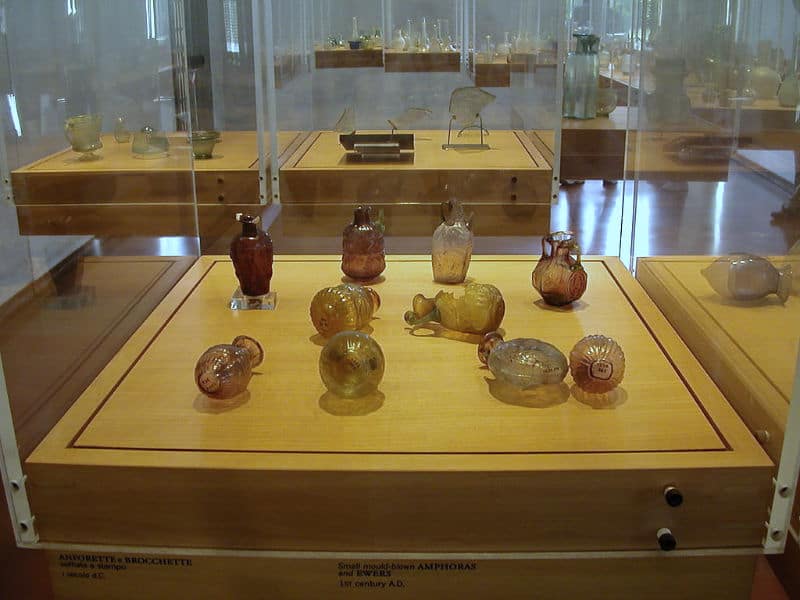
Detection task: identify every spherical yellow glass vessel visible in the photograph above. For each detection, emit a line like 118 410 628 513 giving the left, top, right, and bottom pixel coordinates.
319 331 385 398
310 283 380 338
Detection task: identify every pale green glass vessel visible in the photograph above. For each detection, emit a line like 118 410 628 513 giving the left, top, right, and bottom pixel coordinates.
319 331 385 398
478 332 568 389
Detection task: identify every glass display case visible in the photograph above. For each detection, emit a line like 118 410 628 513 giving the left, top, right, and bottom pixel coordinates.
1 1 799 599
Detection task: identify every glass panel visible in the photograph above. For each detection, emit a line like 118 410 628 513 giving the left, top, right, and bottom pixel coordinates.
627 0 800 583
268 0 562 255
0 0 199 461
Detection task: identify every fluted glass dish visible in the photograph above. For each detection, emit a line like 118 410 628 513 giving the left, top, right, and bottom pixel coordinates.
479 332 568 389
569 335 625 394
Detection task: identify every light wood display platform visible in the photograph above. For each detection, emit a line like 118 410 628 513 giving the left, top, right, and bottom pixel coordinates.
636 255 800 597
280 130 553 204
314 48 384 68
383 49 461 72
26 255 771 557
11 131 303 244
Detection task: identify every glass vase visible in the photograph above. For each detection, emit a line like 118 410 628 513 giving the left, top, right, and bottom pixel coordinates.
432 199 473 284
563 33 599 119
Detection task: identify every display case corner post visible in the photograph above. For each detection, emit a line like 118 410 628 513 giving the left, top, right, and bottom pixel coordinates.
0 355 38 546
252 0 280 206
764 340 800 554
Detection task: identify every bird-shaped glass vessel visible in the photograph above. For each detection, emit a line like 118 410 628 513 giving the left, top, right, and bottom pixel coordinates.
701 254 792 303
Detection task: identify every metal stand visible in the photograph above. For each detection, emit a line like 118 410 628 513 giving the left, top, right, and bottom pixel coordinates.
442 114 490 150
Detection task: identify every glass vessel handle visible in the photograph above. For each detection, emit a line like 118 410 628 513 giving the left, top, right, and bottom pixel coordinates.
572 243 583 265
64 121 73 144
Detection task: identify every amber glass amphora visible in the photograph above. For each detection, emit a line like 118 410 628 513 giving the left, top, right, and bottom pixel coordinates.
230 213 273 296
532 231 588 306
342 206 385 281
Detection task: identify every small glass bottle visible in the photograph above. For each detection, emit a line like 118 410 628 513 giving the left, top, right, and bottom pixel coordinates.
432 198 473 284
230 213 274 304
342 206 385 281
563 33 600 119
195 336 264 400
113 116 130 143
418 17 431 52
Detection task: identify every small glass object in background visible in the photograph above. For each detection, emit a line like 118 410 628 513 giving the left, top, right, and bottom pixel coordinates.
478 332 568 389
319 331 385 398
113 116 130 143
341 205 385 281
349 16 361 49
391 27 406 50
195 336 264 400
404 282 505 335
418 17 431 52
229 213 276 310
64 114 103 159
496 32 512 57
432 198 473 284
701 254 792 303
563 33 599 119
131 125 169 159
189 130 220 159
310 284 380 338
595 82 617 117
569 335 625 395
532 231 588 306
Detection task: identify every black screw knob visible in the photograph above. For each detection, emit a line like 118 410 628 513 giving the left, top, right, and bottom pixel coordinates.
657 528 677 552
664 486 683 507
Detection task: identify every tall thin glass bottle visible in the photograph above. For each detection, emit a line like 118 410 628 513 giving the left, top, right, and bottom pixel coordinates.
563 33 600 119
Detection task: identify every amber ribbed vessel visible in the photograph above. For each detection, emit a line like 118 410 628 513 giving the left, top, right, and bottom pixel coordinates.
194 336 264 400
310 283 381 338
569 334 625 394
342 206 385 281
230 213 273 296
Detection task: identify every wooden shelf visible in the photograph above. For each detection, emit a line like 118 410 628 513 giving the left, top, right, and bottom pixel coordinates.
314 48 384 69
11 131 303 242
384 49 460 72
280 129 553 205
531 109 629 181
472 54 511 87
27 255 770 552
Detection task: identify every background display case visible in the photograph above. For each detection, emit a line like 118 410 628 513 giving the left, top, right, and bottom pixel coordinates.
1 1 800 599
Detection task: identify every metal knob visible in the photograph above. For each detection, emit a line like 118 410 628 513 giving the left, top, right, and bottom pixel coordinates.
657 528 677 551
664 486 683 507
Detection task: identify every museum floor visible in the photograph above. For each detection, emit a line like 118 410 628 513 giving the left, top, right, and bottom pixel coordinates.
0 170 798 598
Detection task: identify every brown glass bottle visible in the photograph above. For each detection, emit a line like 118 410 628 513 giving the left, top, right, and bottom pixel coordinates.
230 213 273 296
341 206 385 281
